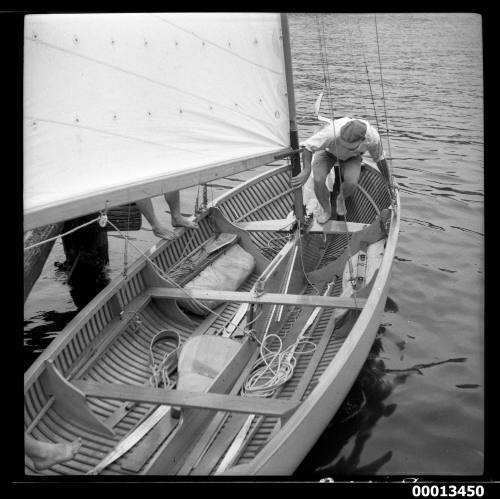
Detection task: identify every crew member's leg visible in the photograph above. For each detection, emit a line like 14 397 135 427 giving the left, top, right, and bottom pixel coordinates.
312 150 336 224
136 198 176 240
337 155 362 216
164 191 199 229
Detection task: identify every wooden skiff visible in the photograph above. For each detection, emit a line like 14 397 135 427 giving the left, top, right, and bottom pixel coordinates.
24 160 400 475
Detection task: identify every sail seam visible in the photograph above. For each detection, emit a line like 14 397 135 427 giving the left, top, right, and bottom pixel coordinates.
151 14 283 76
26 37 281 129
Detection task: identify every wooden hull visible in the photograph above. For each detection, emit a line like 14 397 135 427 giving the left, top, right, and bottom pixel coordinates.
24 162 399 476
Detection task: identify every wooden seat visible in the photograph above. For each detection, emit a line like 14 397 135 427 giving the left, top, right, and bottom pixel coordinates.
73 380 299 419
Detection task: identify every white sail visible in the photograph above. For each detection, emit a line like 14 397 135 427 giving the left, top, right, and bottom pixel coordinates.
24 13 292 230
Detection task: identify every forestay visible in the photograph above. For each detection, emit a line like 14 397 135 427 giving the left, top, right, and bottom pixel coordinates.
24 13 291 230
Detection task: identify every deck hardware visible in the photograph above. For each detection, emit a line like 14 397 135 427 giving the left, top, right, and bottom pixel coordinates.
98 212 108 228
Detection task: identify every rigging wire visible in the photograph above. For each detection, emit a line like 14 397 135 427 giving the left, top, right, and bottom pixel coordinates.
374 14 395 190
314 14 357 305
354 17 381 131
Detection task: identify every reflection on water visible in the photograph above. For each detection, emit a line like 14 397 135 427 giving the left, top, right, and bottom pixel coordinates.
24 310 78 370
296 331 398 477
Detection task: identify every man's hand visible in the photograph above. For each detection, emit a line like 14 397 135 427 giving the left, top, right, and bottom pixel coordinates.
291 148 312 189
292 171 310 189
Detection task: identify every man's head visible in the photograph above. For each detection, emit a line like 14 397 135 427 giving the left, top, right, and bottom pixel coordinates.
339 120 367 150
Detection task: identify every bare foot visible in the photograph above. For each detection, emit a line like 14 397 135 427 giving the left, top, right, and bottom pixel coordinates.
171 215 199 230
315 204 332 224
152 226 177 240
31 438 82 471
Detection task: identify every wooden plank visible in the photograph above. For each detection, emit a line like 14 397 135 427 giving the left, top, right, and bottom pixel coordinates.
190 413 250 475
24 148 292 231
307 209 390 285
235 218 369 234
236 219 296 232
147 287 366 310
307 220 370 234
64 292 151 380
40 361 115 438
119 412 179 473
178 347 262 475
73 380 299 419
215 283 335 474
208 207 270 274
141 343 259 474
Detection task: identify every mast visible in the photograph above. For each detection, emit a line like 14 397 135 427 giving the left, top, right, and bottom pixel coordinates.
280 13 304 223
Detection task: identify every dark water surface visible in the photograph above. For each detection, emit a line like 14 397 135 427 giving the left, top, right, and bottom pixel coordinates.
23 13 483 478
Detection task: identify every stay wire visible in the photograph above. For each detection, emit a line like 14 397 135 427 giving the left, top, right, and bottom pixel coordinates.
374 14 394 190
315 15 357 294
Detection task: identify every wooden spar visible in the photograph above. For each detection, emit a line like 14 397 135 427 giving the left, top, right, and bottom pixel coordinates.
24 148 292 231
24 223 63 302
146 287 366 309
281 13 304 223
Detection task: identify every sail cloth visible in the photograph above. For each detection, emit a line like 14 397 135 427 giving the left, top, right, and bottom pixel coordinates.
24 13 291 230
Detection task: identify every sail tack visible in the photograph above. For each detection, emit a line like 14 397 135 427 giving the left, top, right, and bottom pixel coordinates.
24 13 291 229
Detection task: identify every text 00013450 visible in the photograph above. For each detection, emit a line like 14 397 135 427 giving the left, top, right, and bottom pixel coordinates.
412 485 484 497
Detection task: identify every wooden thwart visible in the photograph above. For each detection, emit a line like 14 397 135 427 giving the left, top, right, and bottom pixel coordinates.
235 218 369 234
147 287 366 310
73 380 299 419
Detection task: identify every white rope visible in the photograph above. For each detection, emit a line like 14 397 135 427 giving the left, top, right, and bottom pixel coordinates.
23 215 101 251
148 330 182 389
241 332 316 398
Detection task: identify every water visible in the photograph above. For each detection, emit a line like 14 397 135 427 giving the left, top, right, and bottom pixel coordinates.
23 13 484 478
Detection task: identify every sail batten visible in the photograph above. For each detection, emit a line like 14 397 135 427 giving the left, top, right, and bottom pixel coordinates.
24 13 291 229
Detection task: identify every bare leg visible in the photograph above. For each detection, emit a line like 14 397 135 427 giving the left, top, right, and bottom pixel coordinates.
337 156 362 215
312 151 336 223
164 191 199 229
136 198 176 240
25 434 82 471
